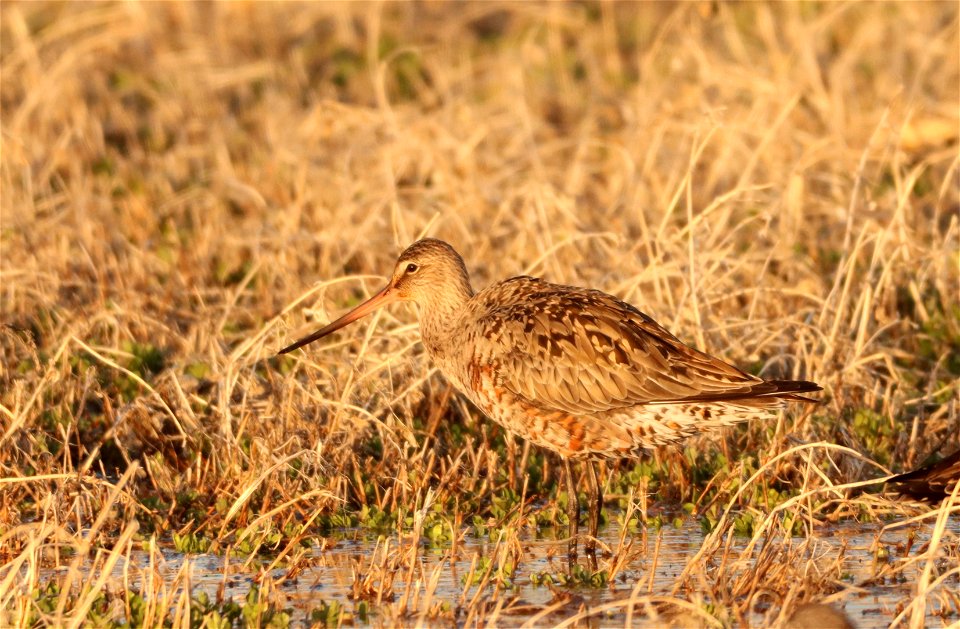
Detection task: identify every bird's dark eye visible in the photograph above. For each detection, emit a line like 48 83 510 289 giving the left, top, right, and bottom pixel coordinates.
405 263 419 274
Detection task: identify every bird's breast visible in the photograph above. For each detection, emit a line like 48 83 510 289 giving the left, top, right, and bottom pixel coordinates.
422 336 445 359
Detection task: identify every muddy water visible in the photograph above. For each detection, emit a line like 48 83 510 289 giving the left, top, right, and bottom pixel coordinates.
118 515 957 627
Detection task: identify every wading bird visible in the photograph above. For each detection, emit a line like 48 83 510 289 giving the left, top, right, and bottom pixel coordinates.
279 239 821 562
886 448 960 501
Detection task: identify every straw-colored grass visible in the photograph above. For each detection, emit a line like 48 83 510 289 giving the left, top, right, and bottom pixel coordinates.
1 2 958 627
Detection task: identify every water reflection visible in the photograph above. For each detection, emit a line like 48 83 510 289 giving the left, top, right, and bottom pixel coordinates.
97 514 957 627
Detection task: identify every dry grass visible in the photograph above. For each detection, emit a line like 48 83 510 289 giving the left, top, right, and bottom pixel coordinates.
1 1 958 627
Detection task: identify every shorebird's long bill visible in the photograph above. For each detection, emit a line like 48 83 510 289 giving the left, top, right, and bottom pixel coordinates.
278 285 396 354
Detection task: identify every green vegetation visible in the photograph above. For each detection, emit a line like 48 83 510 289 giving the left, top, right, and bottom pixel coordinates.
531 564 609 588
22 582 292 629
1 1 956 627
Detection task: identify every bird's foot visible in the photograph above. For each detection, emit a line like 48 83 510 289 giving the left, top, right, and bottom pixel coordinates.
567 538 578 566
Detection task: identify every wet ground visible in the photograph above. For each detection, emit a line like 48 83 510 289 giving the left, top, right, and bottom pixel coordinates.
52 512 960 627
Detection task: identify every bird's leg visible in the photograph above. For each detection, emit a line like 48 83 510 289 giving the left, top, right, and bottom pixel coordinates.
585 461 602 561
564 458 579 563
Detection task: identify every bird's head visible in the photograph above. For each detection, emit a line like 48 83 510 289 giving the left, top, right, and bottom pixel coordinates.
278 238 472 354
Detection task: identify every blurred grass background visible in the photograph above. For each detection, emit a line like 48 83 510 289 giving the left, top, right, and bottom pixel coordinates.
1 1 958 626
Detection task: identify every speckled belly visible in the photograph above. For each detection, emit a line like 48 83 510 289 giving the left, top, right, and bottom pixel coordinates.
464 379 777 460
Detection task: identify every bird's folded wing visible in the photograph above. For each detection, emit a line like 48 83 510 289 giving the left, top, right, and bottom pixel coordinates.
472 280 762 416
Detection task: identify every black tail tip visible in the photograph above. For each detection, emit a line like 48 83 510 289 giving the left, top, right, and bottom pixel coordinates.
768 379 823 395
764 379 823 404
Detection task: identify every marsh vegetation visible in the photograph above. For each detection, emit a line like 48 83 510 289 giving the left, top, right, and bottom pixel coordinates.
1 2 958 627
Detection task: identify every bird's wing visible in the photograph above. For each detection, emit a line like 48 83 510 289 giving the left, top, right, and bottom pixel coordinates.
471 278 768 415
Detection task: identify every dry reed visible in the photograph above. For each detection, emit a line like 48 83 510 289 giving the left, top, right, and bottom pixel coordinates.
1 1 958 627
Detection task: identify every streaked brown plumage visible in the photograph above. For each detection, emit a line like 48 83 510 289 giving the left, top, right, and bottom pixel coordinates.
886 448 960 501
280 238 821 561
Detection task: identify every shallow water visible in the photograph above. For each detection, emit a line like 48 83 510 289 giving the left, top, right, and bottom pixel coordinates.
63 512 960 627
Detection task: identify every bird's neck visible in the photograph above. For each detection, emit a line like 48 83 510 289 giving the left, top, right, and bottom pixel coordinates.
417 280 473 349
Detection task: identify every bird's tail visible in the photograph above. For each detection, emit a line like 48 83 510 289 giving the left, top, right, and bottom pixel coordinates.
659 379 823 406
755 379 823 404
885 449 960 501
